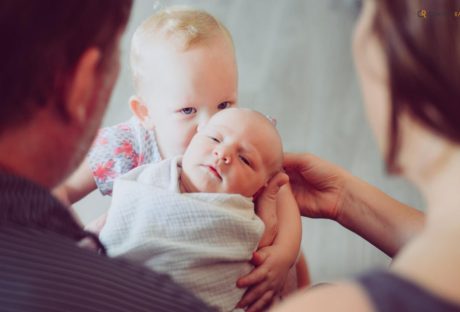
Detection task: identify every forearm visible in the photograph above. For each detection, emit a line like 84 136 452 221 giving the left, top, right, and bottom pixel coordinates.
337 173 425 257
55 160 97 205
273 185 302 266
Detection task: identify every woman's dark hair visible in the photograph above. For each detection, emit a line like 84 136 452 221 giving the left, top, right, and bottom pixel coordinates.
0 0 133 135
372 0 460 172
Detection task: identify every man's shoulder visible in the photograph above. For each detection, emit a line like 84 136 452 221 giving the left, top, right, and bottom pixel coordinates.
0 225 213 312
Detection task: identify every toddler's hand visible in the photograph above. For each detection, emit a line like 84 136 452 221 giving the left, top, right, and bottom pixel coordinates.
236 245 291 312
52 185 72 207
84 212 108 235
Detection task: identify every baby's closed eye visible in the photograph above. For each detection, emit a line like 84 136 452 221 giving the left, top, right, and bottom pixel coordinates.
208 136 220 143
239 155 251 166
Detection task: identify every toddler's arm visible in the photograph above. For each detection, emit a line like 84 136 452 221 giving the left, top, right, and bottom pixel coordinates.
54 118 149 207
53 160 97 206
237 175 302 312
272 184 302 264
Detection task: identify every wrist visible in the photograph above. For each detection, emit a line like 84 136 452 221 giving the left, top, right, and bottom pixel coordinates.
335 171 363 227
271 242 299 267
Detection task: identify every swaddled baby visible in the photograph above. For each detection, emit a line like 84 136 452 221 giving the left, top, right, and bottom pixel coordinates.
100 108 284 311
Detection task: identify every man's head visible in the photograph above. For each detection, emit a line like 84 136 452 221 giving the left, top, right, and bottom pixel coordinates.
128 6 238 159
181 108 283 198
0 0 132 187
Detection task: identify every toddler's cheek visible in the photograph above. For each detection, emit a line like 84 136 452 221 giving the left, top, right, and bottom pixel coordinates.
183 131 199 150
179 141 191 155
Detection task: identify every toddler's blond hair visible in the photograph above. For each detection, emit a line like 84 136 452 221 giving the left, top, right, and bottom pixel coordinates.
130 6 233 93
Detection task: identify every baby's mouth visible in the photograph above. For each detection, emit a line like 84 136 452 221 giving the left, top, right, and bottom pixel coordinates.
203 164 222 180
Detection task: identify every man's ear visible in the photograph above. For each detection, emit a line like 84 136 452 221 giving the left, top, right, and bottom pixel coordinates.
130 96 155 130
66 48 102 124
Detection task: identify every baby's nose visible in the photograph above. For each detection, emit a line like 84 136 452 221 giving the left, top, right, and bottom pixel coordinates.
214 149 232 164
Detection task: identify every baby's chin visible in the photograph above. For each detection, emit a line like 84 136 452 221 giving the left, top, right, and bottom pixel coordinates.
190 179 223 194
190 180 248 196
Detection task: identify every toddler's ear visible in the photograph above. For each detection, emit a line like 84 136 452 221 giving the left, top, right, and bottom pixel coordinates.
130 96 155 130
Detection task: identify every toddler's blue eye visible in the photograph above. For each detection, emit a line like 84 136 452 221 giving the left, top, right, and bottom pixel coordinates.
217 102 231 110
180 107 197 115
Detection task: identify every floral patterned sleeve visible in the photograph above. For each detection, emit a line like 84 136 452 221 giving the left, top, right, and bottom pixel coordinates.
87 120 142 196
87 117 161 196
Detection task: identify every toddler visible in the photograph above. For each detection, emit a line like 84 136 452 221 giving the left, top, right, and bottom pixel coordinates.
55 7 307 308
100 108 286 311
57 7 238 201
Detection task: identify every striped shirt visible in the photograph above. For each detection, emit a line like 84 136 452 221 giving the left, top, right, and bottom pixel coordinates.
0 172 214 312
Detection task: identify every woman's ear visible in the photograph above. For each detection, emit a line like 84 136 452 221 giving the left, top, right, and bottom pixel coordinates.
130 96 155 130
66 48 102 124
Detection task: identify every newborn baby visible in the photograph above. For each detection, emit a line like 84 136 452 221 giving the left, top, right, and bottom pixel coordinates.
100 108 284 311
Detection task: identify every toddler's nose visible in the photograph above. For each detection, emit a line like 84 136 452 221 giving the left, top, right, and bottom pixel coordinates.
197 115 211 132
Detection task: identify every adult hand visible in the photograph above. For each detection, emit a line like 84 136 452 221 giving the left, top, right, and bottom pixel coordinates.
284 152 425 257
254 172 289 247
283 153 348 220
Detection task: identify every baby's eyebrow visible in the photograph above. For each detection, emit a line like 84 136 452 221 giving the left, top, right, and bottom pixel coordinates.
239 145 262 166
238 144 254 154
203 126 220 135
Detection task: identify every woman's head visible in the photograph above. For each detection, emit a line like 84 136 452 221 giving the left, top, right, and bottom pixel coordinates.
353 0 460 177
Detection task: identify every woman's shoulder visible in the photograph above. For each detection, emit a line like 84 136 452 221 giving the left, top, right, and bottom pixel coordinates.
273 270 460 312
272 278 373 312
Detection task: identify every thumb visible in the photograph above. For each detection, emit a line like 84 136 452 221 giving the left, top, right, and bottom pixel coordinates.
251 249 269 266
283 152 308 170
262 172 289 201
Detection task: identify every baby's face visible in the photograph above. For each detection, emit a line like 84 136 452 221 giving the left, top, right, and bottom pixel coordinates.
181 108 282 197
137 35 238 159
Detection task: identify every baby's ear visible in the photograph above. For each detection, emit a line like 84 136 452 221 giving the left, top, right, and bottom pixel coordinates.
130 96 155 130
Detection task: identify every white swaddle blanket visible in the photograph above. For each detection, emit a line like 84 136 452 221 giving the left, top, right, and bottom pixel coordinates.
99 157 264 311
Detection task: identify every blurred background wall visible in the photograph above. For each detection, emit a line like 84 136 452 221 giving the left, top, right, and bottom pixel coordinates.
74 0 423 284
